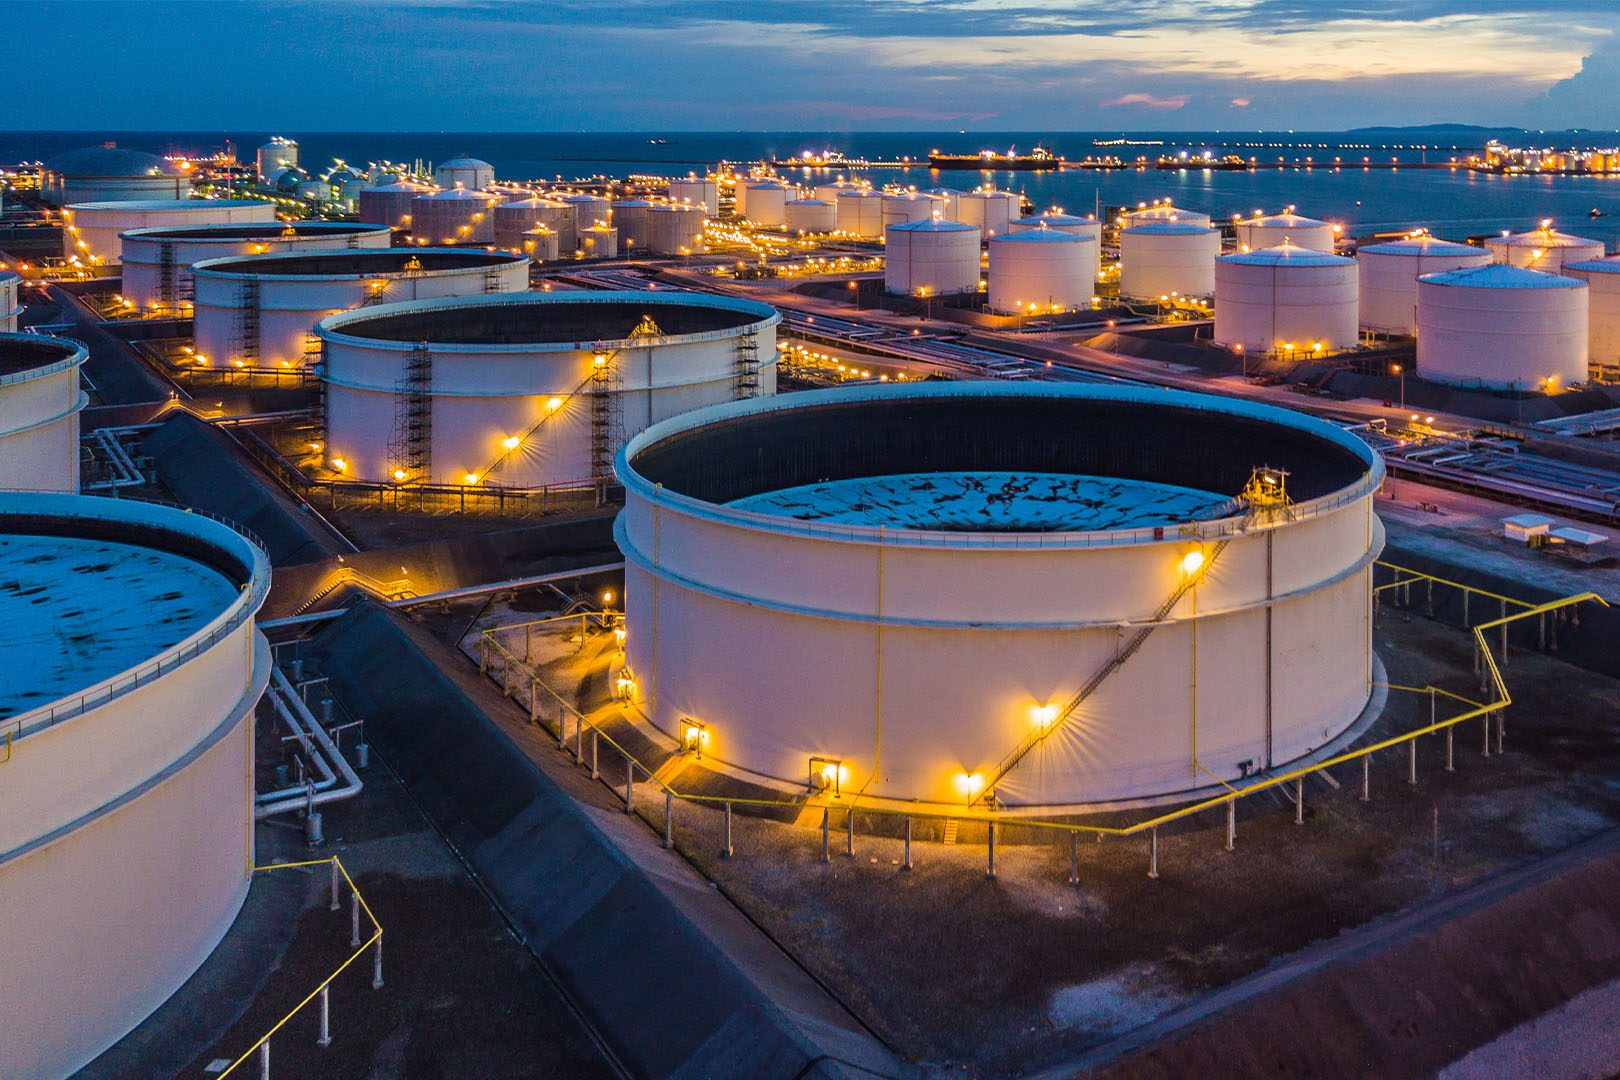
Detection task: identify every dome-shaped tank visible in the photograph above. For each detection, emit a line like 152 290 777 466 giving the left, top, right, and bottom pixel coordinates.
669 176 719 216
295 180 332 203
835 190 884 237
1120 221 1221 301
1012 213 1102 275
813 179 865 204
270 167 308 192
741 181 792 227
885 219 981 296
957 189 1019 238
255 137 299 180
580 222 618 259
1119 202 1212 229
785 198 837 234
357 179 436 231
987 229 1096 314
1357 235 1493 335
493 197 576 252
1416 264 1588 390
881 192 941 230
1566 257 1620 372
42 144 188 207
433 156 495 191
409 188 500 245
1236 212 1336 253
1214 243 1359 354
1484 225 1604 273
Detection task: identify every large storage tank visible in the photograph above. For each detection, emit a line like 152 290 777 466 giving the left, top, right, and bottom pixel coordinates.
1120 221 1221 301
814 179 865 204
433 156 495 191
987 230 1096 314
957 189 1020 238
0 271 21 333
0 333 88 491
885 219 981 296
785 198 837 234
1485 225 1605 273
0 492 269 1080
645 204 707 254
1566 257 1620 371
120 221 393 312
494 197 576 252
561 193 612 233
615 382 1386 807
317 290 780 487
41 144 188 207
836 190 885 238
1236 212 1337 253
580 223 618 259
882 192 940 230
256 137 299 179
1119 201 1213 229
192 248 530 369
669 175 719 216
357 179 437 231
523 226 561 262
922 187 963 221
409 187 501 245
1416 264 1588 390
741 181 792 227
1358 235 1493 335
613 200 655 252
1214 244 1359 353
1012 213 1103 275
61 199 275 266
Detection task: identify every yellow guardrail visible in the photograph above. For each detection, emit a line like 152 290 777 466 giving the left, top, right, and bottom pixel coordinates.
475 564 1607 852
218 855 382 1077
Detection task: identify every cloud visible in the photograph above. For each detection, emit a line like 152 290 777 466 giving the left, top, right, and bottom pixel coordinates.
1231 97 1253 107
1105 93 1190 110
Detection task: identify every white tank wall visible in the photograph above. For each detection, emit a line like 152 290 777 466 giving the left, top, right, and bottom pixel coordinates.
957 191 1018 238
562 194 612 233
0 494 269 1080
616 386 1384 807
1567 260 1620 366
434 160 495 191
1120 205 1213 229
493 199 576 252
785 199 837 234
1214 252 1360 352
882 194 940 230
62 200 275 266
121 224 392 310
1236 216 1336 253
814 180 864 204
319 293 780 487
256 140 298 178
836 191 885 238
0 272 21 333
523 227 561 262
1416 275 1589 389
1119 226 1221 300
410 192 500 245
987 234 1096 313
358 182 437 231
885 223 982 296
581 224 618 259
743 183 791 227
670 177 719 216
614 202 654 252
1485 231 1606 273
193 254 530 368
1358 243 1493 335
1011 216 1103 275
0 337 88 492
645 206 706 255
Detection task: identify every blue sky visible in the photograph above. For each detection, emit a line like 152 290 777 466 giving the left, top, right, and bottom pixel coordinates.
18 0 1620 131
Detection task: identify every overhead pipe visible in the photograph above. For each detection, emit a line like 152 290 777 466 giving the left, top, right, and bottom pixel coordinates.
255 665 362 819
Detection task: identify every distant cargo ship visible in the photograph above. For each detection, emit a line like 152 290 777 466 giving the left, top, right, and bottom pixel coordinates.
769 149 871 168
1155 154 1250 171
928 144 1063 171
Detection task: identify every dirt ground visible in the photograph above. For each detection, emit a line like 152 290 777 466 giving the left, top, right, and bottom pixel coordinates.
499 604 1620 1078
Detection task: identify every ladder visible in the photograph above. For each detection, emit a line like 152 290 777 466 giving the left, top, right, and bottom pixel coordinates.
385 342 433 484
234 277 260 365
733 328 762 399
308 336 328 448
483 265 504 293
589 347 624 483
157 241 177 311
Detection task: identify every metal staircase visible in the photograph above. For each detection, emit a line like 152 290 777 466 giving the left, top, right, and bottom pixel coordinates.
385 342 433 484
483 265 505 293
234 277 260 365
733 328 762 399
156 241 177 311
308 336 329 448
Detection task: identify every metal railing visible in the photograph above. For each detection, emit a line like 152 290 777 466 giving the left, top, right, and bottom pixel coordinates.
218 856 383 1077
473 563 1605 879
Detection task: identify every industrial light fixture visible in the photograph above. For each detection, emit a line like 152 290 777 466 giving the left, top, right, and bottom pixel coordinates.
502 435 520 450
809 756 846 798
1030 703 1060 729
954 771 985 800
1181 547 1207 577
678 717 708 758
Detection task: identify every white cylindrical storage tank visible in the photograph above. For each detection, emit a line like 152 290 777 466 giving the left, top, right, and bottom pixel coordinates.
358 179 437 231
957 189 1021 238
921 187 963 221
785 198 837 234
0 271 21 333
0 492 269 1080
580 223 618 259
669 176 719 216
41 144 189 207
494 197 576 252
1236 212 1336 253
742 182 792 227
561 193 612 234
409 188 500 245
1012 213 1103 275
1357 235 1493 335
1119 203 1213 229
256 137 299 179
614 200 655 253
645 204 707 255
1120 221 1221 301
119 221 393 312
61 199 274 267
882 192 939 230
1485 226 1605 273
814 179 865 204
885 219 981 296
317 290 781 487
836 190 885 238
0 334 88 492
294 180 332 203
1566 257 1620 370
1214 244 1359 354
192 248 531 369
1416 264 1588 390
523 226 561 263
615 382 1386 808
987 230 1096 314
433 156 495 191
